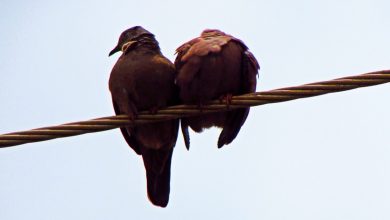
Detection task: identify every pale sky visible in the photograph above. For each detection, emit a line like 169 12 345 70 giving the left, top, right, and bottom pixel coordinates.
1 0 389 219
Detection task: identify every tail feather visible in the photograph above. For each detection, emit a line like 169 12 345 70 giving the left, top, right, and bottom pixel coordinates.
217 108 250 148
181 120 191 150
141 147 174 207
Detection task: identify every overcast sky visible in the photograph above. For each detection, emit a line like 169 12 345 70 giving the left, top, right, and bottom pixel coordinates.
1 0 389 219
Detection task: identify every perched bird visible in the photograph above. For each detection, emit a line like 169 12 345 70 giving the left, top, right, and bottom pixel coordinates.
108 26 179 207
175 29 259 149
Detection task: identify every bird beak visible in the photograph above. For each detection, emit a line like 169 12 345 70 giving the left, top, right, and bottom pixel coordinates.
109 45 121 56
108 41 138 56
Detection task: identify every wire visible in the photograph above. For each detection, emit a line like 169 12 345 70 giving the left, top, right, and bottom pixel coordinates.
0 70 389 148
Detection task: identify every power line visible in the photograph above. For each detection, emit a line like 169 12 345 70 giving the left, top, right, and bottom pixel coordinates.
0 70 389 148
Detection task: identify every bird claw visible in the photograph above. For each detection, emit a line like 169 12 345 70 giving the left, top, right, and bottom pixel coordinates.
197 102 204 113
219 94 233 109
126 113 137 127
149 106 159 115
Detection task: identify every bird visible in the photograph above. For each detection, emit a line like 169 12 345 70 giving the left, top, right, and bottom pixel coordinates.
175 29 259 149
108 26 179 207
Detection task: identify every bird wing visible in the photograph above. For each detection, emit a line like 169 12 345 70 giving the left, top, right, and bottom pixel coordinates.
217 40 260 148
229 37 259 93
241 50 260 93
175 40 197 150
112 100 141 155
176 35 232 62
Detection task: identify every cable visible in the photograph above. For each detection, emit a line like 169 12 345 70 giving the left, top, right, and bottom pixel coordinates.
0 70 389 148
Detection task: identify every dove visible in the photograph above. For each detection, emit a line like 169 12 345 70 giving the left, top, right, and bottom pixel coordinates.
175 29 259 149
109 26 179 207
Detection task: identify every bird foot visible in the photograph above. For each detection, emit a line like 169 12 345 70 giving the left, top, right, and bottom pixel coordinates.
219 93 233 109
197 102 204 113
126 112 137 127
149 106 159 115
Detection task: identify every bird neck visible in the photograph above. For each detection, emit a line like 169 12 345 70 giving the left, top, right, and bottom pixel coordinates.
135 36 161 52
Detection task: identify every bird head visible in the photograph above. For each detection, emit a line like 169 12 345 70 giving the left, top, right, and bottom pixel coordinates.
109 26 155 56
200 29 226 38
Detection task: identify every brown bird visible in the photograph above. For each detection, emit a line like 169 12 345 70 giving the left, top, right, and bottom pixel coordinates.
175 29 259 149
108 26 179 207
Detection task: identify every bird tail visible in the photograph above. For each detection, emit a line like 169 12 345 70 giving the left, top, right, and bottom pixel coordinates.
217 108 250 148
141 147 174 207
181 120 191 150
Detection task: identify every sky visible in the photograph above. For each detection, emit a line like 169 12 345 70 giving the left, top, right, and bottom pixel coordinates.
0 0 389 219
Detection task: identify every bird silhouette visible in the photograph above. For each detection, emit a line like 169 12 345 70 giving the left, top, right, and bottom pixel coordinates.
109 26 179 207
175 29 259 149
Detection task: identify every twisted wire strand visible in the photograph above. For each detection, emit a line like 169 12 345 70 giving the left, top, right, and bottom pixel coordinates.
0 70 389 148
